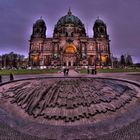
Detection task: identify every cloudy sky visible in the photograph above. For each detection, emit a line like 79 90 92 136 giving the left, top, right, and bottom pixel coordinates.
0 0 140 62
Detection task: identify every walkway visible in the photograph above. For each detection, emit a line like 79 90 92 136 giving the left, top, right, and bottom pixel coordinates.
59 69 80 76
1 70 140 83
1 69 80 83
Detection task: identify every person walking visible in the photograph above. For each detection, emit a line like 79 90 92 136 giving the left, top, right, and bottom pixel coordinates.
95 69 97 75
91 68 95 75
10 73 14 81
67 68 69 76
63 68 66 76
0 75 2 83
65 69 68 76
87 67 90 74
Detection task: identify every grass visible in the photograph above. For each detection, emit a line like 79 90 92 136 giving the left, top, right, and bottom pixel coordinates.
1 68 140 75
0 69 60 75
80 68 140 74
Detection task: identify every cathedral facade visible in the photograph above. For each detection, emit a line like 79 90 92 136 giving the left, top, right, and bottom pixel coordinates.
29 9 111 68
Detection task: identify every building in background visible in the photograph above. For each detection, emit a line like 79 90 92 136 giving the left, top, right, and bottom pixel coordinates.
29 9 111 69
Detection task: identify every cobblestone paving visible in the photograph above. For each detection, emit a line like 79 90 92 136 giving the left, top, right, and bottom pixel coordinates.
0 120 45 140
0 71 140 140
1 78 138 124
1 118 140 140
95 119 140 140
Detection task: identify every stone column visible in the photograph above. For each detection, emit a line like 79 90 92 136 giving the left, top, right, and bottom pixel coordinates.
71 60 73 66
66 60 68 67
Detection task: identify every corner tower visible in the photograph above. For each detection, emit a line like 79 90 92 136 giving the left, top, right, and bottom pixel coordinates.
93 17 111 67
31 17 46 39
29 17 47 68
93 17 108 39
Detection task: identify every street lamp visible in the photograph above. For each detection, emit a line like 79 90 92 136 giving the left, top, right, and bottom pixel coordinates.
94 54 98 74
94 57 97 74
99 47 103 68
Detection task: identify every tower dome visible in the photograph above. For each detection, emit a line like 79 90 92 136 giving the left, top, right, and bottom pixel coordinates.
93 17 108 39
34 18 46 27
31 17 46 39
94 17 105 25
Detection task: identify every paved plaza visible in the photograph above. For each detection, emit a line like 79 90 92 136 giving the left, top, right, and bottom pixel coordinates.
0 70 140 140
1 70 140 83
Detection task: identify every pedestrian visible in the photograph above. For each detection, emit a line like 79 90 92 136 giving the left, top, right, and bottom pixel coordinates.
95 69 97 75
10 73 14 81
65 69 68 76
63 68 65 76
91 69 95 75
67 68 69 75
87 67 90 74
0 75 1 83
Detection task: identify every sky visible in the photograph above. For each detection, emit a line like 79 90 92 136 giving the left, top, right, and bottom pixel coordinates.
0 0 140 62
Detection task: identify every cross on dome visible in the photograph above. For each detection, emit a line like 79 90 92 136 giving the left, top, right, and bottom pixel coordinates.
97 16 100 19
68 8 72 15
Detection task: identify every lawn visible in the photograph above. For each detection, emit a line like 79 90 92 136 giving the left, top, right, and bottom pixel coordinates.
0 69 60 75
80 68 140 74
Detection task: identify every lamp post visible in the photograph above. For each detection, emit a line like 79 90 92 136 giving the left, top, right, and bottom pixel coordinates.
99 47 103 68
4 55 7 69
110 53 113 69
94 57 97 74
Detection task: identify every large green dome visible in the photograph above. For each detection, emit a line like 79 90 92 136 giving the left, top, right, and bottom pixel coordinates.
53 9 86 37
56 9 84 27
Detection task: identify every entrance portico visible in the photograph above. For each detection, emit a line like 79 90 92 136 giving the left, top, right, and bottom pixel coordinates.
63 55 76 66
63 44 77 67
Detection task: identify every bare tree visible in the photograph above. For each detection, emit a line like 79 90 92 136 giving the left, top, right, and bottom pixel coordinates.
120 55 126 68
1 52 25 69
126 55 133 67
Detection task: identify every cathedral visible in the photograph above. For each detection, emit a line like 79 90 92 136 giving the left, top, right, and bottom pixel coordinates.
29 9 111 69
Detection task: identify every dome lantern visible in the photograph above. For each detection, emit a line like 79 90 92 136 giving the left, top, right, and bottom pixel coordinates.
67 8 72 16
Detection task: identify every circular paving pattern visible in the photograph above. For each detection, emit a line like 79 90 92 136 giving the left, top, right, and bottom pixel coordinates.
0 77 140 139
